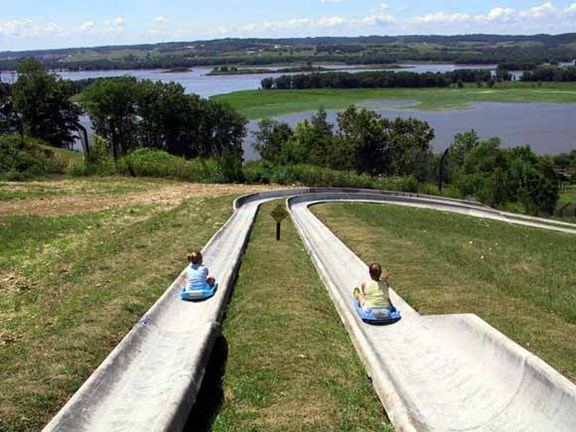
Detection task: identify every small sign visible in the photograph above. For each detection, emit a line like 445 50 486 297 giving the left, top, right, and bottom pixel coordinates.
270 205 289 223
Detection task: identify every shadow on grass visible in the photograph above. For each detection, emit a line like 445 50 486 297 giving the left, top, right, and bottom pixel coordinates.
183 335 228 432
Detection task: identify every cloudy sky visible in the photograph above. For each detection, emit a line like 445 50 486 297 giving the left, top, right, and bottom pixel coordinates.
1 1 576 51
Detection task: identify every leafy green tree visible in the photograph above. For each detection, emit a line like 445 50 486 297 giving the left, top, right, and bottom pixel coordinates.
253 119 294 164
136 80 195 155
337 106 387 175
12 58 81 148
386 117 434 179
198 99 247 160
80 77 139 159
293 108 334 167
337 106 434 177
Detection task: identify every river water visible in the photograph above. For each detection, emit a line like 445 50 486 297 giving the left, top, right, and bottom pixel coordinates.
28 63 574 158
243 102 576 160
52 63 509 98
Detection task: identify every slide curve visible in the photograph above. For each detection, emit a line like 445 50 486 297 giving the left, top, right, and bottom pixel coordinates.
42 188 576 432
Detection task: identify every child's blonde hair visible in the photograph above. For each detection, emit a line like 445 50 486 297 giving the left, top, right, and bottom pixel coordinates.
187 250 203 265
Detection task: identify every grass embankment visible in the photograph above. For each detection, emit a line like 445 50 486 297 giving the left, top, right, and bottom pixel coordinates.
0 178 269 432
312 203 576 383
214 82 576 119
210 201 392 432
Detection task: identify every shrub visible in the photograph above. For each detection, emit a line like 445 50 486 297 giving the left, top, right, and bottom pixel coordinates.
116 148 223 183
243 161 428 193
0 134 67 180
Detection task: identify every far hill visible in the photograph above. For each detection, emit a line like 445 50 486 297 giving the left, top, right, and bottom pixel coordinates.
0 34 575 72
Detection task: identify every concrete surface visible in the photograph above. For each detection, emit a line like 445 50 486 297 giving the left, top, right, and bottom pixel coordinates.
42 188 576 431
288 191 576 432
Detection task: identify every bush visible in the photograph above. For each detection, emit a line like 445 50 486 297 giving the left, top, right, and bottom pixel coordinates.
243 161 428 193
67 135 116 177
0 134 67 180
116 148 223 183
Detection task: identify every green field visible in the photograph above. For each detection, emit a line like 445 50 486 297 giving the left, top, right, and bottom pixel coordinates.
214 82 576 119
312 203 576 384
560 185 576 203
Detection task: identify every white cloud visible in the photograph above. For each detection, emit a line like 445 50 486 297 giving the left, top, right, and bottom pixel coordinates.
357 14 395 26
317 16 345 26
413 12 471 24
149 16 168 34
0 19 32 36
104 17 125 33
0 19 63 37
520 2 554 18
486 7 515 21
79 21 95 33
564 2 576 14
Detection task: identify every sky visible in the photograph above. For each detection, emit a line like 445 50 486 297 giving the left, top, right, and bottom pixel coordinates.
1 1 576 51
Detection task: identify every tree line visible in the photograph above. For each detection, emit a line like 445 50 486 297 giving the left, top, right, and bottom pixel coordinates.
521 66 576 82
261 69 496 90
80 77 246 162
0 59 247 169
254 108 434 179
252 109 560 214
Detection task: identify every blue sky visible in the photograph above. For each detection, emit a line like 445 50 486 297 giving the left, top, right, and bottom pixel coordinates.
1 1 576 51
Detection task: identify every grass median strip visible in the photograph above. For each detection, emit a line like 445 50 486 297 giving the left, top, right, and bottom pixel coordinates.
212 201 393 432
0 193 235 432
313 203 576 383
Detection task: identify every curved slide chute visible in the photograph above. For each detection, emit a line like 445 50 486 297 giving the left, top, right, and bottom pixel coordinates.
42 188 576 432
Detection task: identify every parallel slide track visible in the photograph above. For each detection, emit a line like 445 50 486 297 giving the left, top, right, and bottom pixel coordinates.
42 189 576 432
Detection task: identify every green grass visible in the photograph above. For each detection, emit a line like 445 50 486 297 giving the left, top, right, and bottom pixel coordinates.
313 203 576 384
0 193 235 432
211 201 393 432
0 177 168 201
560 185 576 203
214 82 576 119
555 185 576 220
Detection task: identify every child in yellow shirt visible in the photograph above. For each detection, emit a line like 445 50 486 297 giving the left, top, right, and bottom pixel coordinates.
353 263 392 311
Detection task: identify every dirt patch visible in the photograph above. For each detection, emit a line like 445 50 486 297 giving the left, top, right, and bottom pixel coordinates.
0 183 289 216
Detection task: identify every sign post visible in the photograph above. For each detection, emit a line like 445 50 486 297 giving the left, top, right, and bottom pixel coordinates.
270 205 289 241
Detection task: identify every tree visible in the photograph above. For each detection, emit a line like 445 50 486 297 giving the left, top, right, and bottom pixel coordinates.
336 106 434 177
293 108 334 167
252 119 294 164
385 117 435 178
198 99 247 160
337 106 387 175
136 80 194 155
80 77 139 159
12 58 81 148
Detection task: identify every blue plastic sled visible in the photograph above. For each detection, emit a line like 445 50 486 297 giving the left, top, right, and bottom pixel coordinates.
180 281 218 301
354 298 401 324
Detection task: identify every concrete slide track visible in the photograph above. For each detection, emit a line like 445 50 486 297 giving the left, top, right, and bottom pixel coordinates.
42 189 576 431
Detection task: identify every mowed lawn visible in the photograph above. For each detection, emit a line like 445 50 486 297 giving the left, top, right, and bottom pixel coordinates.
312 203 576 383
210 201 393 432
214 82 576 119
0 178 269 432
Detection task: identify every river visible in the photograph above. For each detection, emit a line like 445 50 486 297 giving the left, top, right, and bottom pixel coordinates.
28 63 574 158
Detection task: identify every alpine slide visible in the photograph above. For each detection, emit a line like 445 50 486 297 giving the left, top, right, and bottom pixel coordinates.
42 188 576 432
